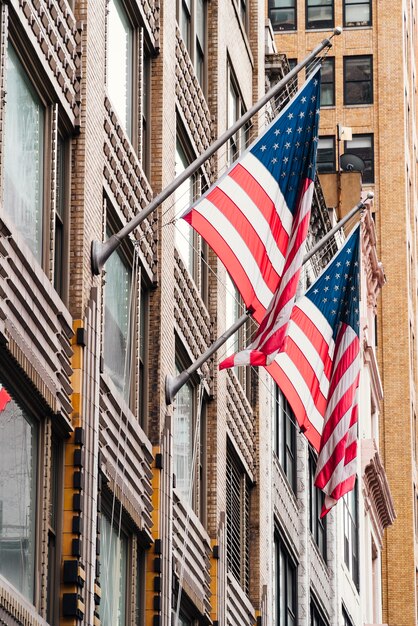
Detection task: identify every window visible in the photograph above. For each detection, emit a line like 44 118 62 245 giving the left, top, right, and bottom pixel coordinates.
177 0 207 90
141 48 151 178
273 534 297 625
309 453 327 561
268 0 297 31
103 225 133 400
100 512 129 626
174 137 198 278
344 134 374 183
342 606 355 626
106 0 133 138
343 484 359 589
306 0 334 29
226 446 250 592
0 383 38 602
320 57 335 106
317 137 336 173
228 64 250 163
343 0 371 27
225 273 250 391
47 438 61 625
4 44 45 264
54 135 69 301
310 599 329 626
138 286 149 430
173 355 206 519
344 56 373 105
273 386 297 493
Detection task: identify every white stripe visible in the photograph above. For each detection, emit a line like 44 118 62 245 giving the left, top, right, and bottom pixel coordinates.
232 349 253 366
316 404 355 475
217 176 286 276
286 320 332 399
194 198 274 309
325 342 359 418
324 443 358 496
240 152 293 236
274 351 325 434
296 297 334 345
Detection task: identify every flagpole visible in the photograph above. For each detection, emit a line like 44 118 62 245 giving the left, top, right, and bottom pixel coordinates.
165 308 254 405
302 192 373 265
91 28 342 275
165 193 372 405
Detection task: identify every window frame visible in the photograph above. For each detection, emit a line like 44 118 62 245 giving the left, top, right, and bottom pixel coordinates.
343 0 372 27
306 0 334 30
226 443 250 594
176 0 208 93
310 597 329 626
320 57 335 106
343 55 373 106
343 483 360 589
344 133 374 184
268 0 297 32
274 531 297 626
2 37 70 299
227 61 251 164
309 452 327 562
317 136 336 174
274 386 297 494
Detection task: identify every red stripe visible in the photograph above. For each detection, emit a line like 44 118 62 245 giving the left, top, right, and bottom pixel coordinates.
0 387 11 412
325 328 359 405
319 377 359 452
284 335 328 416
291 306 334 374
204 185 281 293
329 473 357 502
184 210 266 323
266 359 322 451
230 164 290 257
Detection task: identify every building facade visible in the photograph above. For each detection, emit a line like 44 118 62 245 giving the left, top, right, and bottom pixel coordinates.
267 1 416 624
0 0 393 625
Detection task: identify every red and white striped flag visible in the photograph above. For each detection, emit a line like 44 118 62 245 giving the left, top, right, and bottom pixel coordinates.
268 225 361 514
182 68 321 325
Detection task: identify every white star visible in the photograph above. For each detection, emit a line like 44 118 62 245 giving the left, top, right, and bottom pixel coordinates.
295 141 301 148
283 156 289 164
334 285 339 291
260 145 267 151
346 260 351 266
285 142 291 149
273 143 279 149
322 297 328 303
313 289 319 294
331 310 336 315
288 112 294 119
325 275 330 281
299 111 305 118
311 95 316 102
301 97 307 103
274 129 281 136
286 127 293 134
351 285 355 291
347 248 352 254
333 297 338 303
354 261 359 267
336 262 341 267
281 171 287 178
335 273 340 279
314 79 318 86
271 157 277 164
324 286 329 292
297 126 303 133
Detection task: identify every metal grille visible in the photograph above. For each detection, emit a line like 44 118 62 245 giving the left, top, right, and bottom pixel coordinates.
226 449 250 593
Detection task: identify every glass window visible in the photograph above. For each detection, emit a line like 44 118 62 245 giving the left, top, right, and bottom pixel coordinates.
103 227 133 398
225 273 249 391
174 138 196 277
343 484 359 589
311 599 329 626
177 0 207 90
228 67 250 164
274 534 297 626
274 387 297 493
173 367 195 504
141 48 151 177
344 56 373 105
306 0 334 29
309 453 327 561
344 134 374 183
54 135 68 299
344 0 371 27
317 136 336 173
100 513 128 626
0 383 38 602
106 0 133 138
320 57 335 106
226 447 250 593
342 606 355 626
47 438 60 625
138 285 148 430
268 0 297 31
4 44 45 263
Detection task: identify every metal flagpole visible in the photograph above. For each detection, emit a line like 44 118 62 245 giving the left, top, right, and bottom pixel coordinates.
91 28 342 275
165 194 372 405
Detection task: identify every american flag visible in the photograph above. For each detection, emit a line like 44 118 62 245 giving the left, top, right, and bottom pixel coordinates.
268 225 361 514
182 68 321 325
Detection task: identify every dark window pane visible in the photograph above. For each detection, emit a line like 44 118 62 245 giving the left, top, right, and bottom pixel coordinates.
306 0 334 29
344 134 374 183
344 0 371 27
268 0 296 30
317 137 336 173
344 56 373 105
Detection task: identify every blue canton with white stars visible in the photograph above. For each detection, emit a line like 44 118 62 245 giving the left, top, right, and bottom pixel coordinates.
249 66 321 216
305 227 361 339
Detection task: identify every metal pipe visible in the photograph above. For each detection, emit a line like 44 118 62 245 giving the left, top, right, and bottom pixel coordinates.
91 29 342 275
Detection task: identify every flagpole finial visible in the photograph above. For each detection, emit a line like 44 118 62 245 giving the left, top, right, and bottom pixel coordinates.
333 26 343 36
366 191 374 200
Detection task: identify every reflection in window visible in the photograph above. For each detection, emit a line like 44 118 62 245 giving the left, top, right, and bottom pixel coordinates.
274 387 297 492
174 139 195 277
103 229 132 398
274 534 297 625
174 367 194 503
106 0 133 138
54 136 67 298
309 453 327 561
306 0 334 29
344 134 374 183
0 384 38 601
344 0 371 27
228 70 250 164
4 44 44 263
268 0 296 31
343 484 359 589
317 136 336 173
178 0 207 90
100 514 128 626
344 56 373 105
